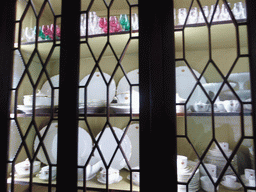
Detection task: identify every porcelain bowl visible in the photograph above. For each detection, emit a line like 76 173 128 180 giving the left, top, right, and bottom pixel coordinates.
15 159 41 177
193 103 210 112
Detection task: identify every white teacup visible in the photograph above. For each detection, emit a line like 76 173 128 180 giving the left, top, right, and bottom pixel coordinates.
130 166 140 186
177 155 187 169
249 176 256 187
38 166 57 180
223 175 236 187
218 142 229 151
223 100 240 112
245 169 255 180
116 92 130 104
193 101 210 112
99 167 120 184
215 101 226 112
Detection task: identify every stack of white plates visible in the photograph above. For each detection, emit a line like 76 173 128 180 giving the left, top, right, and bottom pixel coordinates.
204 148 238 177
178 161 200 192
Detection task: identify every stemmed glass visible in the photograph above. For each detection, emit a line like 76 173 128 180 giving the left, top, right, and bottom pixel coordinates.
178 8 187 25
99 17 108 33
131 13 139 30
88 12 99 35
197 6 209 23
80 13 86 36
232 2 246 20
219 3 231 21
187 7 198 24
109 16 122 33
120 14 130 31
25 27 35 42
208 4 220 22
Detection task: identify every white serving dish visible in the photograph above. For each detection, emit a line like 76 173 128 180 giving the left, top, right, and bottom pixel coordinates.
23 92 51 106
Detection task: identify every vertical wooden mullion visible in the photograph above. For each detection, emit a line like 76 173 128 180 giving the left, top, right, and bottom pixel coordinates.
247 1 256 186
0 0 16 191
139 1 176 191
57 0 80 191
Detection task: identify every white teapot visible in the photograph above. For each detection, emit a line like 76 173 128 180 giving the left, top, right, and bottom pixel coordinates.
78 156 103 181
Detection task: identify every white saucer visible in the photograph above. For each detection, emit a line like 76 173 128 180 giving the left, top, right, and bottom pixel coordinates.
127 175 140 186
97 175 123 184
221 181 242 190
38 175 56 181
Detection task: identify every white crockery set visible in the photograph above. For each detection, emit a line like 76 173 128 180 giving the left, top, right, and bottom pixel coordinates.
13 122 140 186
204 142 238 178
175 66 250 113
20 69 140 114
177 155 200 192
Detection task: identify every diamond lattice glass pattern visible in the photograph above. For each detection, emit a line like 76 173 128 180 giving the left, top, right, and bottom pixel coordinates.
79 0 139 190
175 0 254 191
8 0 61 191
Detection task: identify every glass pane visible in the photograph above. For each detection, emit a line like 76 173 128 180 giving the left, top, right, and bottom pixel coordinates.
79 0 139 190
8 0 61 191
175 0 254 191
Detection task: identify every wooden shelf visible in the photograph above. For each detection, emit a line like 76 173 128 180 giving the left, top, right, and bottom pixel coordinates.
18 30 139 60
176 111 252 117
7 169 140 192
12 106 139 118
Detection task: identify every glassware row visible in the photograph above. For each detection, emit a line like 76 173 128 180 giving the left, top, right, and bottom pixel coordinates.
174 2 246 25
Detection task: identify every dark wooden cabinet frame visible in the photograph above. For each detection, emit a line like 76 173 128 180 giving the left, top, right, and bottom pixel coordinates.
1 0 256 191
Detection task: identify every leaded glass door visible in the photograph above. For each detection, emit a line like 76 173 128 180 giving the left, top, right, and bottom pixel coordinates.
175 0 256 192
6 0 139 191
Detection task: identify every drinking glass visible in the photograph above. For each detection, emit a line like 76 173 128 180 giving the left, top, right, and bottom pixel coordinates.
109 16 120 33
88 11 98 35
197 6 209 23
173 8 176 25
187 7 198 24
219 3 231 21
99 17 108 33
232 2 246 20
80 13 86 36
131 13 139 30
208 4 220 22
178 8 187 25
25 27 35 42
120 14 130 31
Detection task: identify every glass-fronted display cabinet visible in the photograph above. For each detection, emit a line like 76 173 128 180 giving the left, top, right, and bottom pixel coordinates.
6 0 139 191
175 0 256 192
1 0 256 191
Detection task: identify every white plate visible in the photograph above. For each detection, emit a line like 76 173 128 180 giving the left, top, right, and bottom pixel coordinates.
40 75 59 106
221 181 242 190
97 175 123 184
117 69 139 95
124 124 140 169
176 66 207 108
110 103 139 114
94 127 132 170
34 123 92 165
79 72 116 105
